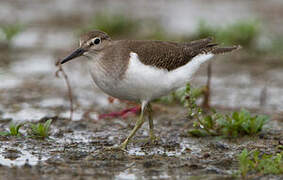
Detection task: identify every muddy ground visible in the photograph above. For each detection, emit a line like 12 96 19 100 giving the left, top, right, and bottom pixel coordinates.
0 103 282 180
1 0 283 179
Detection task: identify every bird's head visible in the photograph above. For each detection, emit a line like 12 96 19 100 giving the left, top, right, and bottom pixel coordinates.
60 30 111 64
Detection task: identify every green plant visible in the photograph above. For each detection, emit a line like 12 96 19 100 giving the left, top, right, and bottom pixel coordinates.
188 109 269 137
238 149 251 177
192 20 259 48
0 24 23 42
219 20 259 47
156 83 205 105
0 123 23 136
8 123 23 136
183 84 206 117
182 84 269 137
29 119 52 139
0 131 9 136
218 109 268 137
238 149 283 178
194 20 216 39
80 13 139 37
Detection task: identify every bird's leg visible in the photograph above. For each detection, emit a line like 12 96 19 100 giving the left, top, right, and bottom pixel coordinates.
131 103 159 144
118 101 148 150
147 103 159 143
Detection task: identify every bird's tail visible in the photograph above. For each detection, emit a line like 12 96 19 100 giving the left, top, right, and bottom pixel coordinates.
171 39 241 89
184 37 241 56
211 45 241 54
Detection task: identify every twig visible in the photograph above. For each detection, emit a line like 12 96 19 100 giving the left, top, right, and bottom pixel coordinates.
259 85 267 108
202 61 212 109
55 61 73 121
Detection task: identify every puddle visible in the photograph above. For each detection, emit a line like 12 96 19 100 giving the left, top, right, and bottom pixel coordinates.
11 54 54 75
2 107 53 122
38 98 67 108
0 145 48 167
0 73 22 89
116 172 137 180
59 110 84 121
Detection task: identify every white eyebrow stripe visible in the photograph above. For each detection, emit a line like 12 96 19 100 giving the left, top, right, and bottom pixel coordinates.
80 37 101 47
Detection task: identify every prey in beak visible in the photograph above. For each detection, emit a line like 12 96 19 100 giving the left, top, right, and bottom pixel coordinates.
60 48 86 64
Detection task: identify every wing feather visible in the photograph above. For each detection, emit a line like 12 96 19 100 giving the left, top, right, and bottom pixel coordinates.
125 39 239 71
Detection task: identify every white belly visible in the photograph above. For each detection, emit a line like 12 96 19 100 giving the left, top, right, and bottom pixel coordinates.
90 52 213 102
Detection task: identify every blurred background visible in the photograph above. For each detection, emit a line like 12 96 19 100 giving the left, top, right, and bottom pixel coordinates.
0 0 283 179
1 0 283 121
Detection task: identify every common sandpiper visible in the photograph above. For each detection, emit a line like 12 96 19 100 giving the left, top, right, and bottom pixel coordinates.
60 30 240 150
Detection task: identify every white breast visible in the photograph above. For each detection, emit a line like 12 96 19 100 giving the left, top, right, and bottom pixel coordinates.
114 52 214 102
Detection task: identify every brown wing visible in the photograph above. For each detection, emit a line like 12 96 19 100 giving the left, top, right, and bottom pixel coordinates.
126 38 239 71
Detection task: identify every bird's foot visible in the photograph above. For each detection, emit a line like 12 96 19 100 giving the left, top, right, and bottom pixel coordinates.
149 134 160 144
104 139 129 152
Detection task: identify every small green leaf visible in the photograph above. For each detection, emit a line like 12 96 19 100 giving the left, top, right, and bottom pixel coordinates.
8 123 23 136
188 129 207 137
0 131 10 136
44 119 52 131
203 115 213 129
28 119 52 139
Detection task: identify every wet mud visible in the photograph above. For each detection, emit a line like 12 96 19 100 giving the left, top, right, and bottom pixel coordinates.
0 104 282 179
1 0 283 179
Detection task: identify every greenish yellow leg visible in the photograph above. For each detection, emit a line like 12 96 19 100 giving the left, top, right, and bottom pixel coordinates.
119 102 147 150
147 103 159 143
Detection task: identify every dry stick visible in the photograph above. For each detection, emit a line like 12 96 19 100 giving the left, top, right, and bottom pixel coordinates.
259 84 267 109
55 62 73 121
202 61 212 109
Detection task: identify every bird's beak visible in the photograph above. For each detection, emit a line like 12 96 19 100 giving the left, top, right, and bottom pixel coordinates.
60 47 86 64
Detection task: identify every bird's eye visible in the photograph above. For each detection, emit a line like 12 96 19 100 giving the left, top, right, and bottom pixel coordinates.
89 38 101 46
94 38 100 44
90 38 100 45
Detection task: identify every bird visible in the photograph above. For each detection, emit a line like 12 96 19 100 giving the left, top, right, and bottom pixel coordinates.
60 30 240 150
